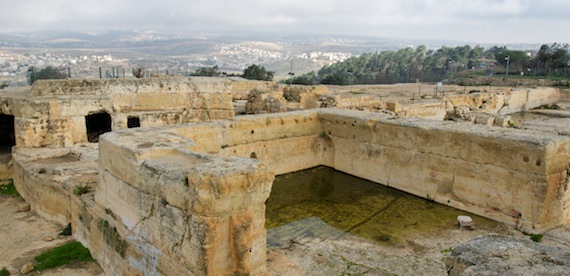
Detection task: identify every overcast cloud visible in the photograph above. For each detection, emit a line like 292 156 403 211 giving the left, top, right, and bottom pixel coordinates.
0 0 568 43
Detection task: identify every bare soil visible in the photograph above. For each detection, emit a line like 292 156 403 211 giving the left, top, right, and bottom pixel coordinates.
0 195 103 275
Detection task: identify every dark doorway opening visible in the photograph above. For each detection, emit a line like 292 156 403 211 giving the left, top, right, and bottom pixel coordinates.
86 112 112 143
127 116 141 128
0 114 15 153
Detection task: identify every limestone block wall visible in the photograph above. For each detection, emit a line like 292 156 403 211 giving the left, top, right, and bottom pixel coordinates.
94 149 273 275
390 87 560 121
397 101 447 120
10 106 570 275
0 161 11 181
88 111 329 275
244 84 329 114
444 88 560 115
319 109 570 231
498 88 560 114
12 145 99 225
4 78 236 148
137 108 569 233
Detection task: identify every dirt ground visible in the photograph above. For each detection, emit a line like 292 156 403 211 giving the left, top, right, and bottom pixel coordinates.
0 194 104 275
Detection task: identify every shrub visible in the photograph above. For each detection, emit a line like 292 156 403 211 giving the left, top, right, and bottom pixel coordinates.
73 185 91 195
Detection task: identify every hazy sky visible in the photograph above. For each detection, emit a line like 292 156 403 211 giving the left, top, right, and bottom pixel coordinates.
1 0 568 44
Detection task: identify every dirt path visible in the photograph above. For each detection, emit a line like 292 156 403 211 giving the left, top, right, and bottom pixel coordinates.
0 194 103 275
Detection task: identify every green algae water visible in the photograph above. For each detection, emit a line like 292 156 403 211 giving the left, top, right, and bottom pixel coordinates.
265 166 490 247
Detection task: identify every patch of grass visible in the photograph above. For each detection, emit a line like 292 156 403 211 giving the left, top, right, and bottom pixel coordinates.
59 223 72 236
34 241 95 271
0 268 9 276
73 185 91 195
0 180 21 198
526 232 544 242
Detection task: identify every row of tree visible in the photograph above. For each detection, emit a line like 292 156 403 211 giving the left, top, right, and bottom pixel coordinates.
26 43 568 86
27 64 275 84
289 43 570 85
189 64 274 81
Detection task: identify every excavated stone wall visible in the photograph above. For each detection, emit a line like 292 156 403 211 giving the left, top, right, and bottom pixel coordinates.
7 77 237 148
389 87 561 120
11 108 570 275
6 78 570 275
0 77 332 149
322 109 570 231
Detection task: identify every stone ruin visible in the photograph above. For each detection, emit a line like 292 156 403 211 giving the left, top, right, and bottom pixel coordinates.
1 77 570 275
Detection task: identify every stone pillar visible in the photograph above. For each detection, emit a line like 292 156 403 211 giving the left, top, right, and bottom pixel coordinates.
184 159 274 275
95 134 274 275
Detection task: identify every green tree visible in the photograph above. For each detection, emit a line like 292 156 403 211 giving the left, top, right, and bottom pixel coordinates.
286 71 317 85
28 66 67 84
242 64 274 81
494 50 529 74
533 43 569 76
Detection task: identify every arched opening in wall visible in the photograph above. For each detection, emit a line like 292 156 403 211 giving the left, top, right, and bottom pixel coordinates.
85 112 112 143
127 116 141 128
0 114 15 154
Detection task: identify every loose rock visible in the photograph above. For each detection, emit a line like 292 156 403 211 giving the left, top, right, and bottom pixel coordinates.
17 203 30 212
42 236 55 241
20 263 34 274
457 215 474 230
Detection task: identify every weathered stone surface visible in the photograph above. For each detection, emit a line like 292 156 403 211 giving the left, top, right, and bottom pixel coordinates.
17 202 30 212
245 89 287 114
445 235 570 275
2 77 242 148
8 79 570 276
474 113 495 125
12 144 99 224
19 262 34 274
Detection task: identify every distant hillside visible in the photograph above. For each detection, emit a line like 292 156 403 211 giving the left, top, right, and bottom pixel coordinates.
0 30 547 78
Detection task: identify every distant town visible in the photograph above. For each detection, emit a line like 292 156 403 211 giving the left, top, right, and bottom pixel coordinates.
0 30 548 86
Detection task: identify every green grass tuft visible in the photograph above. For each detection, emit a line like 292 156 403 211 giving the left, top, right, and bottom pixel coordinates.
73 185 91 195
0 180 20 198
0 268 9 276
34 241 95 271
528 233 543 242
